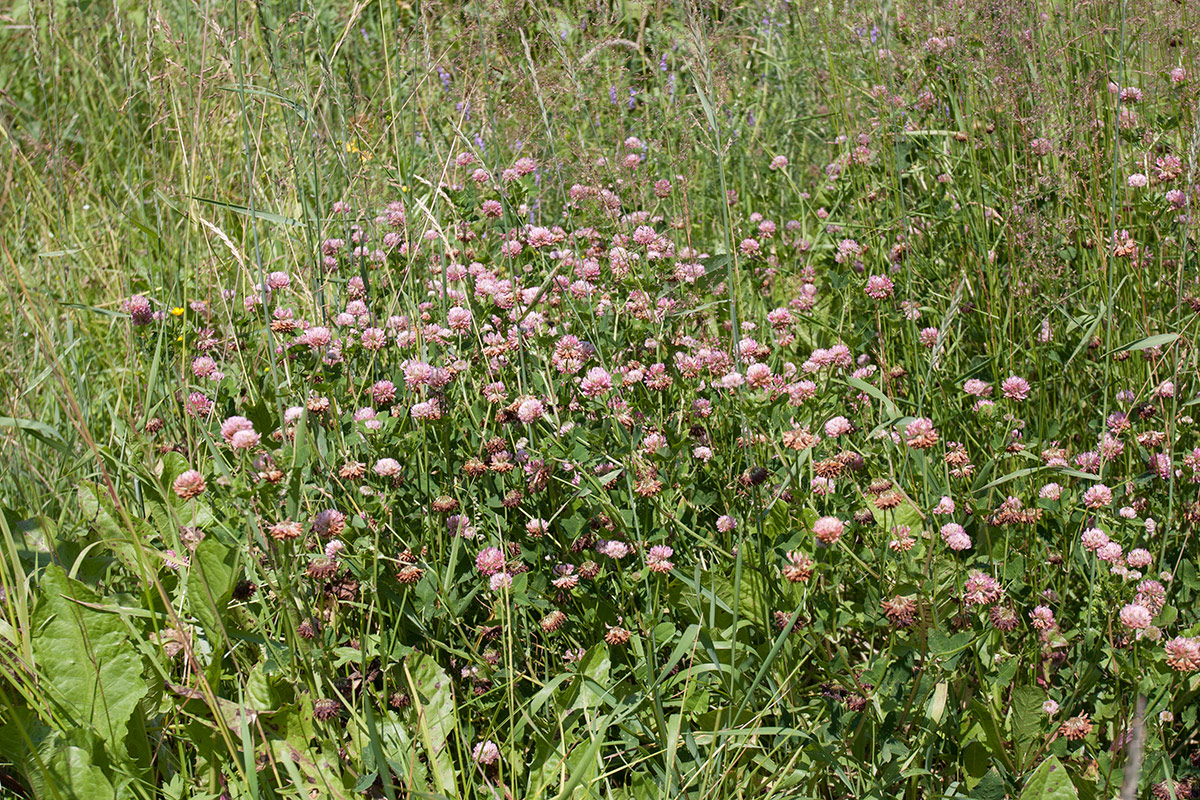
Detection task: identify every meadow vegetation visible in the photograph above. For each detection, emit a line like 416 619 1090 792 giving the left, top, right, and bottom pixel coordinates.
1 0 1199 798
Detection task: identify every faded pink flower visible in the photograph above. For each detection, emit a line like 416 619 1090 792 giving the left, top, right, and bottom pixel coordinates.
824 416 852 438
173 470 206 499
904 417 938 449
1164 637 1200 671
1029 606 1056 631
940 523 971 551
517 397 546 424
813 516 844 545
230 429 260 451
646 545 674 573
374 458 401 478
963 379 992 397
1119 603 1153 630
473 740 500 765
220 416 255 443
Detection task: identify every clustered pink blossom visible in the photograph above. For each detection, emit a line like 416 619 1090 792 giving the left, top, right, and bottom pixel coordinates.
940 523 971 551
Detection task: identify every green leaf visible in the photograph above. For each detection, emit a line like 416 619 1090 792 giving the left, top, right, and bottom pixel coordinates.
26 728 117 799
1065 307 1105 367
572 645 611 712
926 681 948 724
976 466 1043 493
530 737 570 799
1153 604 1177 628
61 302 130 320
218 85 311 122
970 700 1013 771
598 467 624 487
1019 756 1078 800
972 769 1008 800
405 653 457 796
32 566 150 761
154 451 193 496
187 535 240 644
845 376 900 420
188 195 302 227
868 496 923 537
1010 686 1044 770
1110 331 1179 354
0 415 71 454
246 662 279 712
77 483 146 577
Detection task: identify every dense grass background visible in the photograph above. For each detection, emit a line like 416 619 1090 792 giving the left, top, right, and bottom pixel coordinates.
2 0 1199 798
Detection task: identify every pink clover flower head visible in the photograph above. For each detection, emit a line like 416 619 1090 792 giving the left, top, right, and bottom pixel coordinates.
1082 483 1112 509
1000 375 1031 401
719 371 745 390
904 417 939 449
312 509 345 537
1080 528 1109 551
963 570 1003 607
230 430 260 450
580 367 613 398
824 416 852 438
963 379 992 397
173 470 206 499
303 326 334 349
1119 603 1153 630
220 416 255 444
864 274 894 300
1097 541 1124 564
1039 483 1062 500
517 397 546 423
410 399 442 420
813 516 844 545
597 540 631 560
1029 605 1056 631
940 522 972 551
475 547 505 576
374 458 401 477
473 740 500 765
447 306 473 330
1127 548 1153 568
745 363 773 388
646 545 674 573
1164 637 1200 672
126 294 155 325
